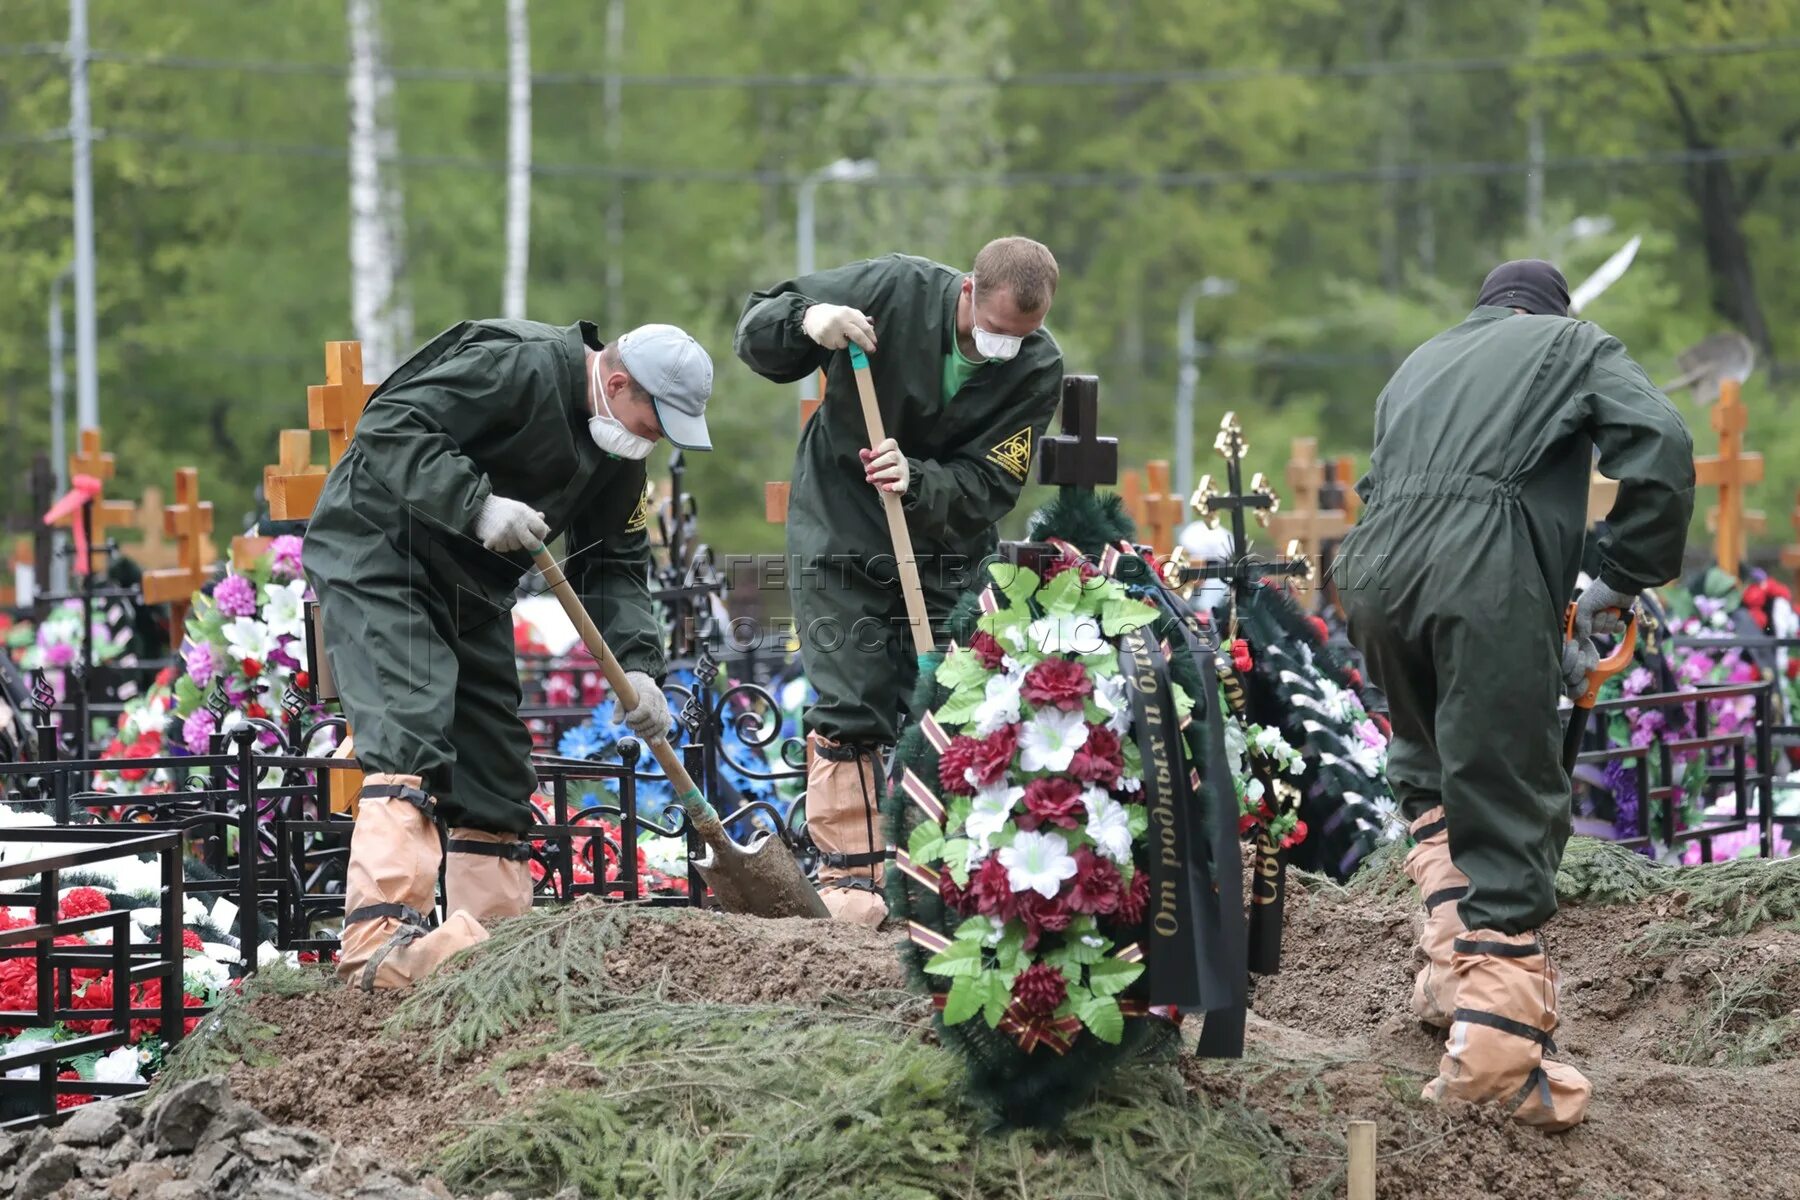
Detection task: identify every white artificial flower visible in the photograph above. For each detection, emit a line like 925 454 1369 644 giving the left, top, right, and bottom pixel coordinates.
998 830 1079 899
971 674 1023 737
982 916 1007 947
1775 599 1799 639
998 625 1028 654
964 784 1024 856
1117 775 1143 795
221 617 275 663
1245 776 1266 806
261 579 308 641
1018 708 1089 773
1091 674 1134 736
1080 934 1107 949
1082 788 1134 864
1000 655 1027 681
94 1045 145 1086
4 1038 54 1080
184 955 230 991
1027 614 1106 657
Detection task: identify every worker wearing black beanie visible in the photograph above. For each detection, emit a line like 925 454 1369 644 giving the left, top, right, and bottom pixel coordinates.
1476 259 1572 317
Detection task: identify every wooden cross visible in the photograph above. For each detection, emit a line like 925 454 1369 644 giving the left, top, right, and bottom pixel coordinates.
57 429 138 574
307 341 376 466
0 538 31 608
266 428 329 521
1781 489 1800 595
1330 453 1362 522
1117 467 1149 536
1268 437 1351 591
1037 375 1118 490
1142 460 1184 558
1694 377 1764 578
123 486 181 571
141 468 217 643
1586 469 1620 526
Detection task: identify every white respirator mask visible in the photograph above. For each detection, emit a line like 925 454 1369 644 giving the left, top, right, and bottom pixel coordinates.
969 284 1024 362
588 356 657 460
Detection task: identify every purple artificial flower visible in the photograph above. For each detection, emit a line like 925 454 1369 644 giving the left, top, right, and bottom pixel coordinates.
182 709 217 754
1623 667 1653 697
1603 757 1641 840
181 639 216 689
214 574 258 619
270 535 305 581
44 642 74 668
267 639 300 672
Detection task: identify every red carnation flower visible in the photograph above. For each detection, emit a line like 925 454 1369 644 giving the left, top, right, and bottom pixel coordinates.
296 671 311 689
65 977 115 1035
1769 581 1793 603
1021 658 1093 711
1066 848 1124 915
966 726 1019 788
1015 890 1074 951
1117 867 1152 925
55 1072 92 1111
129 979 205 1041
936 737 980 797
1020 777 1084 831
1281 819 1310 850
967 631 1006 671
939 872 974 916
1787 659 1800 681
1070 724 1123 787
1238 813 1259 835
1347 667 1364 688
241 658 262 679
968 855 1018 920
154 666 177 688
1306 616 1330 643
1011 962 1068 1018
1231 639 1253 674
182 929 205 953
245 702 268 720
59 888 110 920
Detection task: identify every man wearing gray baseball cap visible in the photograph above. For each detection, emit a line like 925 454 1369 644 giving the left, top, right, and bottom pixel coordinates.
303 316 713 991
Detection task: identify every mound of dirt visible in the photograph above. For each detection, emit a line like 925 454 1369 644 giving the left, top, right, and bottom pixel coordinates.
182 856 1800 1199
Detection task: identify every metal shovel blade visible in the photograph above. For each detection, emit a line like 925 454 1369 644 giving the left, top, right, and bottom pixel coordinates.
685 804 830 919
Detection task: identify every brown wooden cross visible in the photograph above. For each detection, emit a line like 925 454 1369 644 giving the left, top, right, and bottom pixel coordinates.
123 486 181 571
1331 453 1362 522
1694 377 1764 577
1142 460 1184 558
1117 467 1149 536
141 468 216 643
266 428 329 521
56 429 138 574
1586 469 1620 526
307 341 376 467
1781 489 1800 595
1268 437 1351 589
765 392 823 523
0 538 30 608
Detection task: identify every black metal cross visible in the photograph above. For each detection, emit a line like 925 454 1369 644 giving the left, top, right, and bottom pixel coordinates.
1037 375 1119 493
1184 413 1310 599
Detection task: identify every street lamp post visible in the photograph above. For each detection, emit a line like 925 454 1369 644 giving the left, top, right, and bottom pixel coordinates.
1175 276 1238 500
795 157 877 401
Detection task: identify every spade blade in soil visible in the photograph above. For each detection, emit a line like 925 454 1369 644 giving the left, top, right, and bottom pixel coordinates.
688 806 831 919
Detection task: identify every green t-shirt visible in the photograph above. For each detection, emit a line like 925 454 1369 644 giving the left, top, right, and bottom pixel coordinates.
942 338 986 403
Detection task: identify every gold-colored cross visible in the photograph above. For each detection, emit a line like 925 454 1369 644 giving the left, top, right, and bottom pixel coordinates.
1694 377 1765 577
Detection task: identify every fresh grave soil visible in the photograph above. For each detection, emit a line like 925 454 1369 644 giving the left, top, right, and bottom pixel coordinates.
1191 864 1800 1200
193 856 1800 1200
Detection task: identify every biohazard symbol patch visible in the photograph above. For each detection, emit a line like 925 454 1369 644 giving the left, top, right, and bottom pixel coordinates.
625 484 653 534
986 426 1034 482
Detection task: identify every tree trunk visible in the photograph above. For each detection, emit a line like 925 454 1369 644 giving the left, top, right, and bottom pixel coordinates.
346 0 412 378
1685 158 1774 361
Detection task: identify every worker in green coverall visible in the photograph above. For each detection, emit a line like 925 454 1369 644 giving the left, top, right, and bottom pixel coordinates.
734 238 1064 926
303 319 714 990
1338 260 1694 1130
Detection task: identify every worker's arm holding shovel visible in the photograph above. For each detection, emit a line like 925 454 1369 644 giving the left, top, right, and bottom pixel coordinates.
563 489 671 743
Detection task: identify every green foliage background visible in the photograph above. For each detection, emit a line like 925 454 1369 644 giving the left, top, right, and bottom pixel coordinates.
3 0 1798 564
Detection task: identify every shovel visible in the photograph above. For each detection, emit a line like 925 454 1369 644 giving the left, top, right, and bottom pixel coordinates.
848 345 936 658
1561 601 1639 773
530 545 829 919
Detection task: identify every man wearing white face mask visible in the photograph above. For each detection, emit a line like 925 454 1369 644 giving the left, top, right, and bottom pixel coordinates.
735 237 1063 926
303 318 711 990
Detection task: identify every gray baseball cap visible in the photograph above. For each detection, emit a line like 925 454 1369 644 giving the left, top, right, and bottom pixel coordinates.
616 324 714 451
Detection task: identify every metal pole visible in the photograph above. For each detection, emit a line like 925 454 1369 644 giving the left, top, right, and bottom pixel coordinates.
68 0 100 432
48 268 71 497
1175 283 1202 501
603 0 624 334
795 175 819 404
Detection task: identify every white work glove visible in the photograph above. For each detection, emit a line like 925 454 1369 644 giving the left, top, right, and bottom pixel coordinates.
1560 637 1599 699
621 671 674 743
1572 579 1636 640
472 494 549 553
859 438 910 496
801 303 877 352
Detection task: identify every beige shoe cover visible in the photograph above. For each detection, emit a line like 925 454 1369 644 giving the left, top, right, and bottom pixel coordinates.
445 828 534 925
337 774 488 991
1404 806 1469 1028
1422 929 1593 1132
806 735 888 926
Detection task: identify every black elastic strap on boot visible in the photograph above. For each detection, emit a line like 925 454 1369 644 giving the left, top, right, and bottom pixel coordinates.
1411 817 1447 842
360 922 426 994
817 849 891 869
446 838 532 862
1424 886 1468 913
345 902 431 929
359 783 435 819
1507 1067 1554 1116
1452 936 1543 959
1451 1007 1557 1055
821 877 883 895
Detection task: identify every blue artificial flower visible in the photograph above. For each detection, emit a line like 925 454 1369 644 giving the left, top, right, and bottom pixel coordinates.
558 725 606 760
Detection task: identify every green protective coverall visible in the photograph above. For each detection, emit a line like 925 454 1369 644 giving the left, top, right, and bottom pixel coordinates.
733 254 1064 745
1339 307 1694 934
303 319 664 835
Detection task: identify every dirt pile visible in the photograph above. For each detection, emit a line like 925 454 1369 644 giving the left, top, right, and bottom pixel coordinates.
156 851 1800 1199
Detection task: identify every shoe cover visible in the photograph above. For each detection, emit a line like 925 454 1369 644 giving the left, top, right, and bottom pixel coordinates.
806 735 888 924
1404 806 1469 1028
819 884 888 928
445 828 534 925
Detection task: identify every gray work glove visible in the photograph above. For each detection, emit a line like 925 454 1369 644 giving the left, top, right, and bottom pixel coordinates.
1561 637 1600 699
1572 579 1636 641
801 303 877 352
621 671 674 743
472 494 549 553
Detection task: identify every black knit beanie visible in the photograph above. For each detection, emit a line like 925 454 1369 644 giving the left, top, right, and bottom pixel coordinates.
1476 259 1571 317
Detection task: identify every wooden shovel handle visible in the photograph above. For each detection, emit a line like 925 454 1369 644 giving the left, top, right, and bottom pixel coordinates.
530 545 707 808
847 345 935 656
